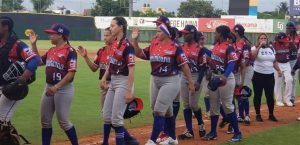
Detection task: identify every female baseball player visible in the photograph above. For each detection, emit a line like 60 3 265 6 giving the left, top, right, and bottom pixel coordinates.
77 27 114 110
131 24 195 145
200 25 242 142
0 16 39 134
232 24 253 125
274 32 293 107
177 25 206 140
100 16 139 145
286 21 300 105
29 24 79 145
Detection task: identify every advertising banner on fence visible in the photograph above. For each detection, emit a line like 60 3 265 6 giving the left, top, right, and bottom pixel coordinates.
235 18 273 33
290 0 300 16
169 18 198 30
95 17 199 30
198 18 235 32
273 19 288 33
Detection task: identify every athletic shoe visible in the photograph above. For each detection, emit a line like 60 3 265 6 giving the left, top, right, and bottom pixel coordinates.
145 140 156 145
226 124 234 134
201 132 217 141
218 118 229 128
159 137 178 145
237 117 244 123
177 130 194 140
276 102 285 107
230 133 242 142
286 101 293 107
244 116 250 126
256 114 263 122
268 115 278 122
198 124 206 137
297 117 300 121
125 136 140 145
156 132 169 143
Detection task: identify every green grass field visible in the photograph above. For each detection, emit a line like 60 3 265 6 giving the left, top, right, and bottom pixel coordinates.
9 40 300 144
220 122 300 145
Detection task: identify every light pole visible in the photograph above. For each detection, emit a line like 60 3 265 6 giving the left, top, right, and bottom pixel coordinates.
129 0 133 17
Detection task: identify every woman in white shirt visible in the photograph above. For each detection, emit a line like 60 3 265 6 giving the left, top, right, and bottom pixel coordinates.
251 33 282 122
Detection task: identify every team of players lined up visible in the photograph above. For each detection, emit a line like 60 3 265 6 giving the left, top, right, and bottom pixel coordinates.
0 15 299 145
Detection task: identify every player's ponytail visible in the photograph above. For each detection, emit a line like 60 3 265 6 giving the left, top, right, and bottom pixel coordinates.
113 16 128 49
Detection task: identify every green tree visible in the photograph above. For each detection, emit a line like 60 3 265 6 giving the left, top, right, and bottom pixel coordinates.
91 0 129 16
1 0 24 12
31 0 54 13
277 1 289 15
178 0 217 17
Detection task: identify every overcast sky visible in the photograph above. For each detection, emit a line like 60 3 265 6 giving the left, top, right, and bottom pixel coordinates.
22 0 289 13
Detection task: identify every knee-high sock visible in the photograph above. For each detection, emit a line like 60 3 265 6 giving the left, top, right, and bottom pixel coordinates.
183 108 193 132
124 128 133 140
102 124 111 145
173 101 180 119
42 128 52 145
228 112 241 135
193 108 204 125
65 126 79 145
210 115 219 134
165 116 176 140
114 126 125 145
238 98 244 118
243 98 250 116
204 97 210 112
150 116 165 142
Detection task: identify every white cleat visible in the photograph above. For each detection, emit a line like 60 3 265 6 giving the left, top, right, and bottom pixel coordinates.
286 101 293 107
159 137 178 145
145 139 156 145
276 102 285 107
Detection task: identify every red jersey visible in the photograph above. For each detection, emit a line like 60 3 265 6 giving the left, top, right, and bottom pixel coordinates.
182 43 205 73
8 40 37 63
289 35 300 60
141 39 188 76
42 44 77 85
207 41 238 73
108 39 135 76
274 41 290 63
235 39 252 71
94 46 110 79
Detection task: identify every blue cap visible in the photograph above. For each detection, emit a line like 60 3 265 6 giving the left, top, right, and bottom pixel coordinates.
44 23 70 37
197 31 205 39
233 24 245 33
153 16 170 25
181 25 197 34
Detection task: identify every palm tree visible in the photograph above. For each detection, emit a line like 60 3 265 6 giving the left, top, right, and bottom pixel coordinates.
277 1 289 15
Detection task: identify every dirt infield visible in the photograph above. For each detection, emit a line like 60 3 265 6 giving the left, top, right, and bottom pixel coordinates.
54 99 300 145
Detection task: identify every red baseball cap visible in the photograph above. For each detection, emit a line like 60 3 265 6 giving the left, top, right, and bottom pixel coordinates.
44 23 70 38
153 16 170 25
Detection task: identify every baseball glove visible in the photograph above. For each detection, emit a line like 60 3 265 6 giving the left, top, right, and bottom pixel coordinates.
208 76 226 91
2 79 29 101
0 123 21 145
123 97 143 119
240 86 252 98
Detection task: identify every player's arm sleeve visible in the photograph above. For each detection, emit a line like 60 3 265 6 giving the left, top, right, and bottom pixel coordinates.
125 43 135 66
224 46 238 77
17 42 40 73
67 48 77 72
141 45 151 60
199 47 212 57
175 46 188 67
197 66 207 83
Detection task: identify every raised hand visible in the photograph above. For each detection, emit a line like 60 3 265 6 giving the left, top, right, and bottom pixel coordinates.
77 46 88 58
131 27 140 40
